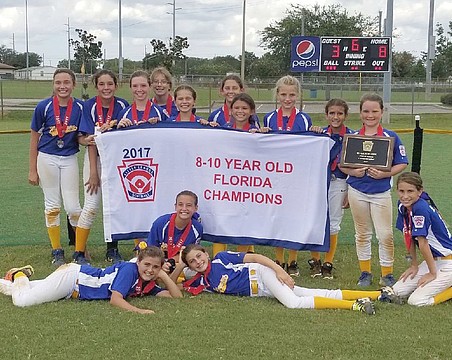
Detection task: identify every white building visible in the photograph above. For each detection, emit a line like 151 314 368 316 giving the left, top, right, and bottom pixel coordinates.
15 66 58 80
0 63 15 79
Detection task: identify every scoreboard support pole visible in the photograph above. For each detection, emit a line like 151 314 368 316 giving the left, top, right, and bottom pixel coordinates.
382 0 394 124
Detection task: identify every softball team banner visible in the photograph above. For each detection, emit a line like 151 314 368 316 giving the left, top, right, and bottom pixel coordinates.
96 123 334 251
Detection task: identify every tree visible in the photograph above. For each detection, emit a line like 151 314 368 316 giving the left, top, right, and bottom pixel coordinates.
392 51 417 78
0 45 41 68
70 29 103 74
432 22 452 79
142 36 189 73
260 4 377 73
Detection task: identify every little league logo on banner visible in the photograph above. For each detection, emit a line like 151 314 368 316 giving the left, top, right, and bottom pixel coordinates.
96 124 334 251
117 158 158 202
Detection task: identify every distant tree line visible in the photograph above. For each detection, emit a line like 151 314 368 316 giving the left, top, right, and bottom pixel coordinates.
1 5 451 81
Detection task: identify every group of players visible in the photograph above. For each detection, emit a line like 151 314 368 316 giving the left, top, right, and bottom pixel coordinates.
1 67 451 314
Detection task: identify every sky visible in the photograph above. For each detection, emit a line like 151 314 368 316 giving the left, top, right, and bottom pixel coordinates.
0 0 451 67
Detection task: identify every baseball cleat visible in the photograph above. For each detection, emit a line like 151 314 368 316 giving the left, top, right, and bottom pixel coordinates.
287 261 300 277
321 262 334 279
106 248 124 264
378 286 404 305
51 249 65 267
308 258 322 278
379 274 396 287
4 265 34 282
72 251 90 265
352 297 376 315
357 271 373 287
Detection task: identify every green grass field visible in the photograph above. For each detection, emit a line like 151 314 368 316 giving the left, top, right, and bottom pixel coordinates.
1 110 452 359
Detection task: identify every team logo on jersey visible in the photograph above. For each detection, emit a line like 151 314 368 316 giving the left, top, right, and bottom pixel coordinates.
399 145 406 156
117 158 158 202
296 40 316 60
215 274 229 293
413 216 425 228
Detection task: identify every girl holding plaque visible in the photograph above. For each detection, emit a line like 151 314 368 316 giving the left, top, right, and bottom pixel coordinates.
74 70 129 265
28 69 84 266
340 93 408 287
260 75 313 277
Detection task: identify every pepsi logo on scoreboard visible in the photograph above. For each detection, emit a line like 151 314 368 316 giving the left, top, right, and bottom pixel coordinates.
290 36 320 72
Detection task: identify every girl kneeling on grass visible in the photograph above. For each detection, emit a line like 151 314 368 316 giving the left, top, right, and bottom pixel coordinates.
0 246 182 314
172 245 398 315
392 172 452 306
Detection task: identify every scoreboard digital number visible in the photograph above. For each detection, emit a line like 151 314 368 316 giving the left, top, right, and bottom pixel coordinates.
320 37 390 72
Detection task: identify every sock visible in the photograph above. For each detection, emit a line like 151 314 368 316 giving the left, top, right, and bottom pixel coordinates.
324 234 338 263
212 243 227 256
47 226 61 250
288 250 298 263
107 241 119 250
433 287 452 305
275 247 285 263
359 260 371 273
381 266 393 277
314 297 355 310
237 245 254 253
310 251 320 261
341 290 381 301
75 227 90 252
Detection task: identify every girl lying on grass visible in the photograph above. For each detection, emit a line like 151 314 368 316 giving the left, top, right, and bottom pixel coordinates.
0 246 181 314
172 244 400 315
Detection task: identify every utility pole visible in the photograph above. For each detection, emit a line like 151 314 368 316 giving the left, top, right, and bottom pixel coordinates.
382 0 393 124
167 1 181 69
66 18 71 70
12 33 15 52
426 0 435 100
118 0 123 81
240 0 246 81
25 0 29 80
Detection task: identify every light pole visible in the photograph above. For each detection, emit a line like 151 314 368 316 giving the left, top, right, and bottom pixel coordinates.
167 1 181 69
118 0 123 81
25 0 29 79
240 0 246 81
426 0 435 100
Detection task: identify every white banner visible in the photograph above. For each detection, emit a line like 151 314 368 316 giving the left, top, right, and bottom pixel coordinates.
96 123 334 251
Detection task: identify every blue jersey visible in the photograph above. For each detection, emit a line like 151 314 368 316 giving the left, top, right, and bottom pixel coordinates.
118 102 168 124
153 96 178 117
79 96 129 134
167 114 205 125
77 262 163 300
263 108 312 132
396 198 452 258
222 115 260 131
189 252 253 296
325 126 355 180
208 105 230 126
31 97 84 156
146 213 203 250
346 129 408 194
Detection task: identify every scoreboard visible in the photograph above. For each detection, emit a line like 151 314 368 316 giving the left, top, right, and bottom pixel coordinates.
320 37 390 72
290 36 391 73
